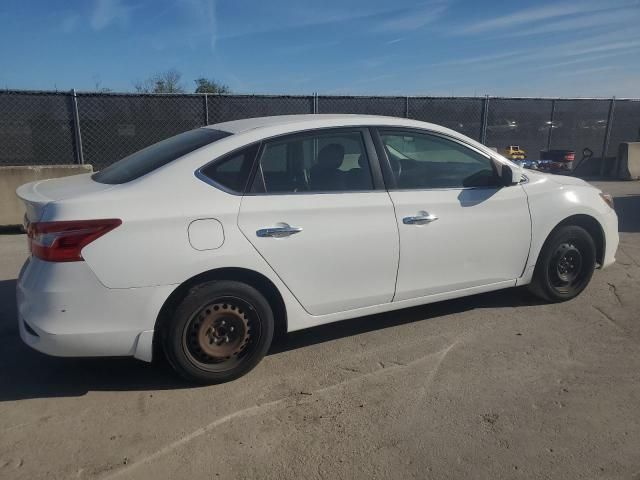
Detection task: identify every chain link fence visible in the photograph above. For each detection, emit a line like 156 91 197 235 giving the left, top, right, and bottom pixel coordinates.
2 90 640 175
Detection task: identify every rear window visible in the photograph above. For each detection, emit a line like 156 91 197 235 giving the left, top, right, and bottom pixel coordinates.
93 128 232 184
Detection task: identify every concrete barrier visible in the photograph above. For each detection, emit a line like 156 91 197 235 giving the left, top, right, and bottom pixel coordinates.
0 165 93 227
617 143 640 180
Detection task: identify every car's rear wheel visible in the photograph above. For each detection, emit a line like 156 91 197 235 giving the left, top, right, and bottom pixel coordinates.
528 225 596 302
164 280 274 384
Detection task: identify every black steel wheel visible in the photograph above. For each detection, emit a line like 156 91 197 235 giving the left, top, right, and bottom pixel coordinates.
529 225 596 302
164 281 274 384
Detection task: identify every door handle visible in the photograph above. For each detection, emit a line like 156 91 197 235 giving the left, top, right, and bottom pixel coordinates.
256 223 303 238
403 212 438 225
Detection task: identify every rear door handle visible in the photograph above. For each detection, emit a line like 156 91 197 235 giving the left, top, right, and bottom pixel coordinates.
256 223 303 238
403 212 438 225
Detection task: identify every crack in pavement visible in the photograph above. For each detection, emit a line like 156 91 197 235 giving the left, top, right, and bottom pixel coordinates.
592 305 625 333
607 283 624 306
100 338 461 480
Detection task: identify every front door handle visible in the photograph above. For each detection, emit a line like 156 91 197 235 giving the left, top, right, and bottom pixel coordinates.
256 223 303 238
403 212 438 225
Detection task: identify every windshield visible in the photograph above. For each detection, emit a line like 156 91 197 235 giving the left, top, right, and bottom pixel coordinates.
93 128 232 184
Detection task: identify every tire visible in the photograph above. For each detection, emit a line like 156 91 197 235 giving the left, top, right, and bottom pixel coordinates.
528 225 596 302
163 280 274 384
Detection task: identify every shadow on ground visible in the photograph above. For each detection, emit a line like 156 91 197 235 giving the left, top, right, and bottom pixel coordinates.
0 277 540 402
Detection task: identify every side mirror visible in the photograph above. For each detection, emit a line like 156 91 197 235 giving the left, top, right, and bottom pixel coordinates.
499 163 520 186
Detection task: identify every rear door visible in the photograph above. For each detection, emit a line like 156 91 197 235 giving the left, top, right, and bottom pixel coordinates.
374 128 531 301
238 128 399 316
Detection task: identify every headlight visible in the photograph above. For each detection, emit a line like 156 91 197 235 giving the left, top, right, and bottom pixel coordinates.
599 193 614 209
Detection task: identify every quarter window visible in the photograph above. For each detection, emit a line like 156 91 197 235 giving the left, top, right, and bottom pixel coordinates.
251 131 373 193
380 131 498 189
200 144 259 193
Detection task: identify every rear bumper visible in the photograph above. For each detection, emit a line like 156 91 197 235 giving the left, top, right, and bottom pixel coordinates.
17 257 175 361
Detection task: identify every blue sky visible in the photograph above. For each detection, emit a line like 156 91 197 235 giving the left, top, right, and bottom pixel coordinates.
1 0 639 96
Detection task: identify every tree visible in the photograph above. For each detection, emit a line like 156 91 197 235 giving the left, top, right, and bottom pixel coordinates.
194 77 230 94
134 69 185 93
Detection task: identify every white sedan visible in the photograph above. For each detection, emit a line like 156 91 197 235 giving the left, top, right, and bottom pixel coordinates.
16 115 619 383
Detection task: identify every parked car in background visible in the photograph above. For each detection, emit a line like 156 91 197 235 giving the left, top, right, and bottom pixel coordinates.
504 145 526 160
539 149 576 172
16 115 619 384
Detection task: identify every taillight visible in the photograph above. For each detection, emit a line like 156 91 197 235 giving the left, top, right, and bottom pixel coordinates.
565 153 575 161
27 219 121 262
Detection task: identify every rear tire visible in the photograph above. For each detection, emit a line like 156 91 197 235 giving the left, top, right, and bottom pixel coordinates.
528 225 596 302
163 280 274 384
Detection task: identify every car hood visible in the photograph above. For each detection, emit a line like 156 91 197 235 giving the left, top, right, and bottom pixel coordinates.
525 171 591 188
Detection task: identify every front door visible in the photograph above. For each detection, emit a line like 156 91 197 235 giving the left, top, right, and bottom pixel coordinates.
375 128 531 301
238 128 399 316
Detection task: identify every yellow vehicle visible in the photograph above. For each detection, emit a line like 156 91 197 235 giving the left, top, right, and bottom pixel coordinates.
504 145 526 160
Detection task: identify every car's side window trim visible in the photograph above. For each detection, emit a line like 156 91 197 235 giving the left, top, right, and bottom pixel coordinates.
244 127 385 196
370 127 501 192
195 141 262 195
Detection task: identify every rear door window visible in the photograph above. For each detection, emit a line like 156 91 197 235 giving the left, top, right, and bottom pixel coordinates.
251 131 373 193
93 128 231 184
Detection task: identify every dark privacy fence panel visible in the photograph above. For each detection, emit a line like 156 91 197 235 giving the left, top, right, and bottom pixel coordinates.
549 99 611 157
1 90 639 171
485 98 554 158
77 93 205 170
207 95 313 124
0 91 76 166
607 100 640 158
317 96 406 117
408 97 484 141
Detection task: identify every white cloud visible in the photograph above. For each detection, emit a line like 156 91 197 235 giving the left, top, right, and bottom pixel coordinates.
437 32 640 72
500 6 640 38
177 0 217 51
374 3 448 32
432 49 527 66
90 0 133 31
453 0 638 35
525 49 638 72
555 65 621 77
218 2 449 40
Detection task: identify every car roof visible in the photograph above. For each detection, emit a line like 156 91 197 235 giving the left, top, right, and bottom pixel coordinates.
204 114 444 135
200 114 516 169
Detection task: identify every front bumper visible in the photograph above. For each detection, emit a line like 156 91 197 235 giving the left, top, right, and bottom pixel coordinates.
17 257 175 361
601 207 619 269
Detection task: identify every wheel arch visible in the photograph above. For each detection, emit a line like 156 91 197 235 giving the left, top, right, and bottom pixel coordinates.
547 214 605 266
152 267 287 361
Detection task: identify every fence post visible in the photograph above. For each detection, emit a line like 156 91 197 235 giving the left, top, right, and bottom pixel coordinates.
70 89 84 165
480 95 489 144
600 96 616 177
203 93 209 125
313 92 318 114
546 99 556 151
405 96 410 118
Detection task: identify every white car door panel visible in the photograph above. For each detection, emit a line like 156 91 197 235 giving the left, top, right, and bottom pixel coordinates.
238 128 399 316
375 128 531 301
390 186 531 301
239 193 399 315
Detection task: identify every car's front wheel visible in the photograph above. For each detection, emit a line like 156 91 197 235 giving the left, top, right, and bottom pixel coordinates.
163 280 274 384
529 225 596 302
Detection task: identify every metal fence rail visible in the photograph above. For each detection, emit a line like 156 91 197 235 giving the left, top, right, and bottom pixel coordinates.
1 90 639 173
